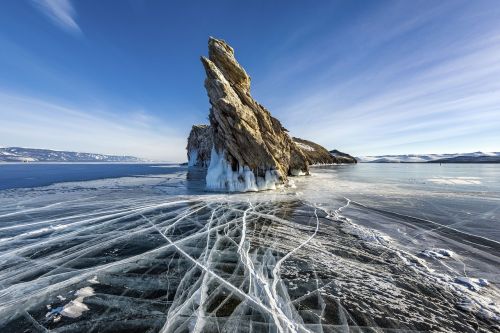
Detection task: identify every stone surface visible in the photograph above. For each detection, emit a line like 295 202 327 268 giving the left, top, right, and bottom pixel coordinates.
330 149 358 164
201 37 309 189
186 125 212 167
293 137 337 165
190 37 356 191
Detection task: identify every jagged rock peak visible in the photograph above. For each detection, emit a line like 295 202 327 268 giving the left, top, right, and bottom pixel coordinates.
200 37 309 191
207 37 251 92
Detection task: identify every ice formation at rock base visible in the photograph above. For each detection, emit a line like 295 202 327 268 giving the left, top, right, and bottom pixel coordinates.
205 149 281 192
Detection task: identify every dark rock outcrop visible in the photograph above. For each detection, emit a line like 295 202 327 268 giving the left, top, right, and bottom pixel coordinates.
186 125 212 167
293 137 336 165
330 149 357 164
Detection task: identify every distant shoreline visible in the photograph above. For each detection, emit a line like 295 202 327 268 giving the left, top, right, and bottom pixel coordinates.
359 161 500 164
0 161 179 165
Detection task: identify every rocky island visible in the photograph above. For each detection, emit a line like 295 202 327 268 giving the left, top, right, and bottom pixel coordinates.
187 37 355 191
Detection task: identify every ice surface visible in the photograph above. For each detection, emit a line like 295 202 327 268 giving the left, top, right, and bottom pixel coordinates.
0 164 499 332
427 177 482 185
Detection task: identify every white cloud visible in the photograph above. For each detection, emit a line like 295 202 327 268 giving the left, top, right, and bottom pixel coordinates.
255 4 500 156
32 0 81 34
0 92 187 162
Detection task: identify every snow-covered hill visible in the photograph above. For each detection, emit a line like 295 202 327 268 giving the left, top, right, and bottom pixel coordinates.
357 152 500 163
0 147 142 162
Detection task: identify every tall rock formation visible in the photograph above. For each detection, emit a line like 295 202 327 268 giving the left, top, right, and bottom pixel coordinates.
200 37 309 191
188 37 356 191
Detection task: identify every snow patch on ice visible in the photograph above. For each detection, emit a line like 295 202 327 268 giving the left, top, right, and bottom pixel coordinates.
61 299 89 318
420 248 454 259
46 287 95 322
87 275 99 284
60 287 94 318
454 277 490 291
342 222 391 245
427 177 481 185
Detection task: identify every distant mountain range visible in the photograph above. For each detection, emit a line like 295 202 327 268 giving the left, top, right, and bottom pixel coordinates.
0 147 142 162
357 152 500 163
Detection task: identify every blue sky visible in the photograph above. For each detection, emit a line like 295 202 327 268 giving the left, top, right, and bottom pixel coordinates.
1 0 499 161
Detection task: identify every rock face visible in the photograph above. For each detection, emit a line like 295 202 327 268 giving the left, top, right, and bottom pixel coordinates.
186 128 348 171
186 125 212 167
330 149 357 164
293 137 337 165
200 37 309 191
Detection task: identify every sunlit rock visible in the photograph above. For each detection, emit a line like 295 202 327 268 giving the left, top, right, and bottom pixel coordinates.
189 37 356 191
293 137 337 165
200 37 309 191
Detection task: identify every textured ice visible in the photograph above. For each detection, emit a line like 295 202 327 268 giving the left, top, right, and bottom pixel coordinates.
0 166 499 332
206 148 280 192
427 177 482 185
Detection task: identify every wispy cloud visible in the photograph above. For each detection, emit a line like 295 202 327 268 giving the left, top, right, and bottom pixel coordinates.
32 0 81 34
255 2 500 155
0 91 187 161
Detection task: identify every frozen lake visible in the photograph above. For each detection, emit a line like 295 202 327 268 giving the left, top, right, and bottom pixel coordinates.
0 163 499 332
0 163 185 190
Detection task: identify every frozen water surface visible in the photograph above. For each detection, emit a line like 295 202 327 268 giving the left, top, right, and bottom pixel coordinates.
0 163 499 332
